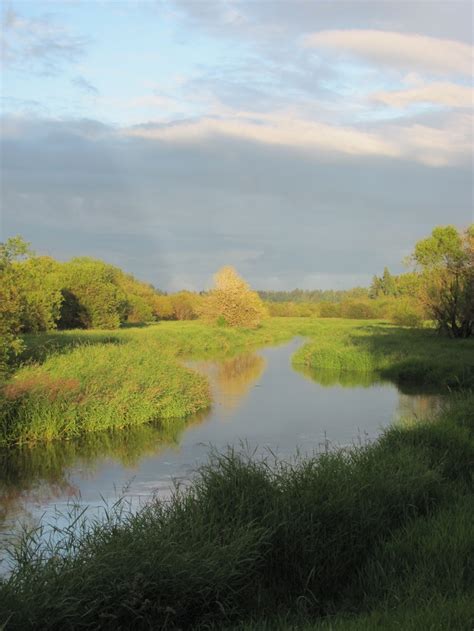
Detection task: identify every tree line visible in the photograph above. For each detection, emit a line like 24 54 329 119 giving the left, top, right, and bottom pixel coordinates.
1 225 472 375
0 243 266 375
263 226 473 339
258 287 369 303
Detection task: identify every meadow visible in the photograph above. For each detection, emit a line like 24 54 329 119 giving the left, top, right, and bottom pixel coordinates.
1 318 473 445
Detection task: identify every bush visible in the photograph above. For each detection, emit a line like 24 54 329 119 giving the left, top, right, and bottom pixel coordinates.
170 291 201 320
391 300 424 327
319 302 342 318
340 300 377 319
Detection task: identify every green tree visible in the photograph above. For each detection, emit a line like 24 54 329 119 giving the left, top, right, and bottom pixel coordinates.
58 259 126 329
412 225 473 338
14 256 63 332
0 237 31 376
124 294 153 324
369 275 383 299
382 267 397 296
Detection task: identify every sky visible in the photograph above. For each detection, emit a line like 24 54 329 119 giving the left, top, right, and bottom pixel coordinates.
1 0 473 291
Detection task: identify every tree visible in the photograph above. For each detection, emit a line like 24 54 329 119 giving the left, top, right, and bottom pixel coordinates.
382 267 397 296
170 291 200 320
412 225 473 338
58 259 126 329
14 256 63 332
201 266 267 328
0 237 31 376
369 275 383 299
152 294 174 320
369 268 397 298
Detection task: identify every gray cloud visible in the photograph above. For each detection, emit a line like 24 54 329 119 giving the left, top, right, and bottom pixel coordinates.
170 1 473 45
2 115 471 291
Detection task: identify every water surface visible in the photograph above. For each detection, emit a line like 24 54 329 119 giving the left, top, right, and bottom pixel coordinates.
0 338 442 564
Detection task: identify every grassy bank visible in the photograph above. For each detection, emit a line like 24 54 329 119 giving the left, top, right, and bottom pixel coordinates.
293 319 474 389
0 321 295 446
1 392 472 629
1 318 473 445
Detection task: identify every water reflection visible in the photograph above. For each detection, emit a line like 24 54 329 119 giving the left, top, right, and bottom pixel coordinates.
396 392 445 421
189 353 266 417
0 415 208 531
297 365 444 421
0 353 266 533
296 365 382 388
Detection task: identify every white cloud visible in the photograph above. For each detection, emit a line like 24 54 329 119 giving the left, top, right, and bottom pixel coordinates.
386 113 473 167
372 82 473 108
125 113 400 159
303 29 473 76
124 109 471 167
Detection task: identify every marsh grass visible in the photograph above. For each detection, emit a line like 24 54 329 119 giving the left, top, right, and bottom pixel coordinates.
0 392 472 629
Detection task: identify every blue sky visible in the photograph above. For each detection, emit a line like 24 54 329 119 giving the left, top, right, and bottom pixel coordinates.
1 1 472 290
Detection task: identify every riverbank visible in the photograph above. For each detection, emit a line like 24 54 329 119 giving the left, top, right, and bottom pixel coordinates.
1 318 473 445
1 391 472 629
0 320 294 445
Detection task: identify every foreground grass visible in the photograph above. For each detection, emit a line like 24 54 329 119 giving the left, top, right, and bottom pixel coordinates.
1 393 472 629
1 318 473 445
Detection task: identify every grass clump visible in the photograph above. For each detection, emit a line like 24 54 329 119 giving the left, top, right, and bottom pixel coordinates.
1 393 472 629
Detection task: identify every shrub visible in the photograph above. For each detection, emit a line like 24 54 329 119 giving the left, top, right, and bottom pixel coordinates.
391 300 424 327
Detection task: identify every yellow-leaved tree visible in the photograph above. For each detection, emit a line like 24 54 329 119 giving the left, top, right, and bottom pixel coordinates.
201 266 267 328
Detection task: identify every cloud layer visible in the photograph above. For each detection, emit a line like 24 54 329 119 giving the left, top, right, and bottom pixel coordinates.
2 115 471 290
1 1 472 289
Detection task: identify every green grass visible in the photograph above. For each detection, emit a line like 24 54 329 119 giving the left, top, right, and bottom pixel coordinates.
292 319 474 389
0 392 472 629
1 318 473 445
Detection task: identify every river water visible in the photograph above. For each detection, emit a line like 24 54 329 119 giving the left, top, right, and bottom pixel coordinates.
0 338 442 567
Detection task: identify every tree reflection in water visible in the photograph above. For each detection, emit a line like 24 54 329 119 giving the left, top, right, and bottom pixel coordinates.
190 353 267 418
0 412 209 533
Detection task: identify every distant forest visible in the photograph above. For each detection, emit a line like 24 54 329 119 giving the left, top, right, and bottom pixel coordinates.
259 287 368 303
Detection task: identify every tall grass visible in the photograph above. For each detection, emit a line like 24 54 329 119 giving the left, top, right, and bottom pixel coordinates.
0 342 210 444
1 393 472 629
